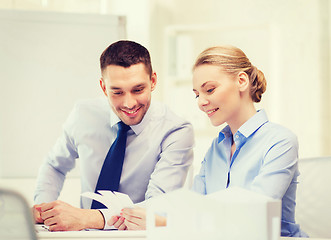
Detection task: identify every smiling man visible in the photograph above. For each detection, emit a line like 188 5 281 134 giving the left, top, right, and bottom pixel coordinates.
32 40 194 231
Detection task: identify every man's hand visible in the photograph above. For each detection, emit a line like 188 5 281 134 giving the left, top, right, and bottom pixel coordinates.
32 204 44 224
39 200 104 231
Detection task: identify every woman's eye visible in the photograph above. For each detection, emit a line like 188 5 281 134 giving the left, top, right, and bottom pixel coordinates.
207 88 215 93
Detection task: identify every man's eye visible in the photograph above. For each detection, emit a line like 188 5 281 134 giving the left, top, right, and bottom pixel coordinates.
112 91 123 95
133 88 143 93
195 94 199 99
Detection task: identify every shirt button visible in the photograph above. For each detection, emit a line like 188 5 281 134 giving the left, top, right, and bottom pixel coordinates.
235 135 239 139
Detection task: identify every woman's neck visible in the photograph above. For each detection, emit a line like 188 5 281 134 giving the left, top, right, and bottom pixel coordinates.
228 101 256 135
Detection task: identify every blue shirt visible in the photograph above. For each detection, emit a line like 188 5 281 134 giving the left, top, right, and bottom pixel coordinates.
192 110 307 237
34 97 194 228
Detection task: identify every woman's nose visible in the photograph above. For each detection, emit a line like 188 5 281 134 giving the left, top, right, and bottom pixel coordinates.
198 95 209 108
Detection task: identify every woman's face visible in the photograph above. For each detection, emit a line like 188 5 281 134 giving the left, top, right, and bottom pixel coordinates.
192 64 242 127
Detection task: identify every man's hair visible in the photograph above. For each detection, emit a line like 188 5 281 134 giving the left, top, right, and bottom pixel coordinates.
100 40 152 77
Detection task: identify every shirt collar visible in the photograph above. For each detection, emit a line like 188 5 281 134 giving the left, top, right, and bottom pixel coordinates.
109 101 154 135
218 109 269 143
218 125 232 143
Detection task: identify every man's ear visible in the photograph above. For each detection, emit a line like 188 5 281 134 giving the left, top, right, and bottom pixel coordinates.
100 78 108 96
150 72 157 91
237 72 250 92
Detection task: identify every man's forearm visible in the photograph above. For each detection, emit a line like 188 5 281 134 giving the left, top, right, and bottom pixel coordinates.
83 209 105 229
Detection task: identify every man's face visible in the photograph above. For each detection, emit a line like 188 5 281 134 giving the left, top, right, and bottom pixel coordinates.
100 63 157 126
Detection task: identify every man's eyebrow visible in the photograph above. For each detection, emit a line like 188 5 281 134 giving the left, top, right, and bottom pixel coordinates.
133 83 146 88
110 83 146 90
110 86 121 90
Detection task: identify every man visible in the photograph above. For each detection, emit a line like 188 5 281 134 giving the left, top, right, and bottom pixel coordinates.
33 40 194 231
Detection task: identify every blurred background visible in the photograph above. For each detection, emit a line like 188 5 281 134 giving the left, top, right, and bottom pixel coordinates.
0 1 330 236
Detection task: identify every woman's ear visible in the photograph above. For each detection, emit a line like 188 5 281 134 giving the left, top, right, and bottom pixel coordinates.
237 72 250 92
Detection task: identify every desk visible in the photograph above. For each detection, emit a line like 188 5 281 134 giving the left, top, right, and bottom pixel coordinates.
281 239 329 240
37 231 329 240
37 230 146 240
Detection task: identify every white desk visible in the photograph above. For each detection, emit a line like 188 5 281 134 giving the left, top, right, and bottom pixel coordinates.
37 230 146 240
37 230 329 240
281 239 329 240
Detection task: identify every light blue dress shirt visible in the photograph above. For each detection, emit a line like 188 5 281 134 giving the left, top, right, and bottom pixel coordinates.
192 110 308 237
34 97 194 228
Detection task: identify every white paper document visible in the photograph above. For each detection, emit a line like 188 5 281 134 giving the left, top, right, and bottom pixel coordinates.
81 191 134 216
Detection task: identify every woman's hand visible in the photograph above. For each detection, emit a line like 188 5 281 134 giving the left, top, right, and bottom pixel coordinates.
120 207 146 230
120 207 167 230
107 215 127 230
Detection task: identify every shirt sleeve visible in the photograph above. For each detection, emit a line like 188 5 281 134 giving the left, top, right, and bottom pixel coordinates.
249 131 299 199
191 158 207 195
34 108 78 204
145 122 194 199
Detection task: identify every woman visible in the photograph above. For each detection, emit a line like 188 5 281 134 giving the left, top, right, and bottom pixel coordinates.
115 45 307 237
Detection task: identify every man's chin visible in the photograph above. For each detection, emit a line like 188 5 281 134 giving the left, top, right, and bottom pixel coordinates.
121 116 143 126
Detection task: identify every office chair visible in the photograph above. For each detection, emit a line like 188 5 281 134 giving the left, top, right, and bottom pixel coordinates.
295 156 331 238
0 188 38 240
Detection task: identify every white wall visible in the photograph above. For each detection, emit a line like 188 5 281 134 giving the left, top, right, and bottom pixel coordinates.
149 0 331 160
0 9 126 178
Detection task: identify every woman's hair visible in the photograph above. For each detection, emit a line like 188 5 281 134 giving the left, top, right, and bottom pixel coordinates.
193 45 266 102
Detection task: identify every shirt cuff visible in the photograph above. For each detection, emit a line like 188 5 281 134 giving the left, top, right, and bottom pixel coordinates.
98 209 117 230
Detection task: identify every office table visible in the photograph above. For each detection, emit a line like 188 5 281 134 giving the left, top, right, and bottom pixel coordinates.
37 230 145 240
37 230 330 240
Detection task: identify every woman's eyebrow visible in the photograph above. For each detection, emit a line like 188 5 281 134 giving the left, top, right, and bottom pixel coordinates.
201 81 217 88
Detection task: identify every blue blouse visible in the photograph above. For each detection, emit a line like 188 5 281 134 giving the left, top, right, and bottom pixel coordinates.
193 110 308 237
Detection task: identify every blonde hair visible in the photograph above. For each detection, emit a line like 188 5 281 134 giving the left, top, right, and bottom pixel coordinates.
193 45 267 102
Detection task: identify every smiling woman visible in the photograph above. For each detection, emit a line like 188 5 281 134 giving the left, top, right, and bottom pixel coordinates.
192 45 266 130
191 45 307 237
121 45 308 237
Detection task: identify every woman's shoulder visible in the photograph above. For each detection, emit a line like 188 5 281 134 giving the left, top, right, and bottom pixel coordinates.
258 121 298 146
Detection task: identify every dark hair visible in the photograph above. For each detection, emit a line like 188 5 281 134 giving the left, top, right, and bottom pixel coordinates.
100 40 152 77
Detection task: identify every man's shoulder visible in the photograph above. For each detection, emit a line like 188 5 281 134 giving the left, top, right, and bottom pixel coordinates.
65 97 110 126
69 97 109 115
73 97 108 109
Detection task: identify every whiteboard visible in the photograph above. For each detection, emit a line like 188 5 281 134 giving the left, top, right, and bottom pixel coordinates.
0 10 126 177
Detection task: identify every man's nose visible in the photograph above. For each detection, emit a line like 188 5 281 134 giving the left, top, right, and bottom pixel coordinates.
123 93 137 109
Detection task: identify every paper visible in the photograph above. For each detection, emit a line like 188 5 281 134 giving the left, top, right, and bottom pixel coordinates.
81 191 134 216
146 188 281 240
